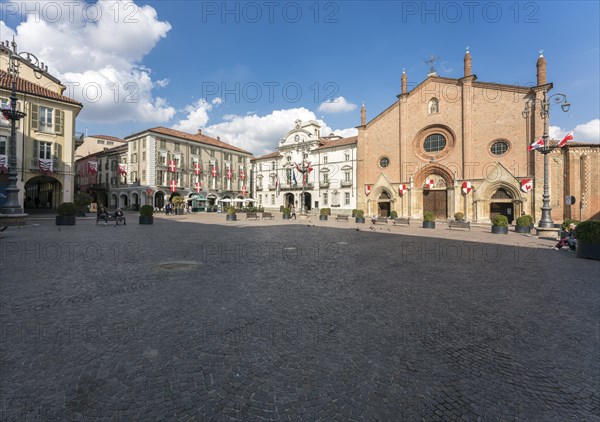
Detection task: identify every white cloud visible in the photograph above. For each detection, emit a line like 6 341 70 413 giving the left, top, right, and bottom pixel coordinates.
211 97 223 106
193 108 357 155
318 96 357 113
171 99 212 133
3 1 174 123
550 119 599 143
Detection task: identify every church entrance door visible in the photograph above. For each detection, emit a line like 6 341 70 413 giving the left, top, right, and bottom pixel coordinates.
423 190 447 220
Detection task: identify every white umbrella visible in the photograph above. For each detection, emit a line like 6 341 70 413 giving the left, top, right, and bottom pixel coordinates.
219 198 232 203
244 198 257 203
232 198 244 203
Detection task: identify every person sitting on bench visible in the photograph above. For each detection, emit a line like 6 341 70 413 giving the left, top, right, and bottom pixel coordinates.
97 207 109 226
115 208 126 225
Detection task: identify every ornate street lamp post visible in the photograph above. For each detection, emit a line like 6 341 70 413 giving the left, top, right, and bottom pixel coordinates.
522 89 570 228
1 39 47 217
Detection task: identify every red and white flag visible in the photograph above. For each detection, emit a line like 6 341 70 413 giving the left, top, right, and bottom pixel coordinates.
398 184 407 195
193 162 201 175
168 160 176 172
365 185 372 196
0 154 8 174
462 181 472 194
240 169 246 180
275 175 280 196
521 178 533 192
195 182 202 192
557 131 574 148
242 185 247 196
87 161 98 175
38 158 53 175
226 167 233 180
528 137 544 152
118 164 127 176
170 179 177 192
424 179 435 189
211 163 218 177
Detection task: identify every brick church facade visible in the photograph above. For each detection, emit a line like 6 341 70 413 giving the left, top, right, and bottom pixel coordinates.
357 50 599 223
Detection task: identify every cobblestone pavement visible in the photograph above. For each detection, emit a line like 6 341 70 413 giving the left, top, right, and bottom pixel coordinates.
1 214 598 421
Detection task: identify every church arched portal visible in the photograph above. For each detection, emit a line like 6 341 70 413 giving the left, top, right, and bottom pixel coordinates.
423 189 447 220
489 188 514 224
378 190 392 217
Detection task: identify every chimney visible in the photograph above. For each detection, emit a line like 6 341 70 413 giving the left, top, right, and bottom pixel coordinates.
464 48 472 77
536 50 547 85
360 103 366 126
197 129 202 136
401 69 407 94
217 136 220 141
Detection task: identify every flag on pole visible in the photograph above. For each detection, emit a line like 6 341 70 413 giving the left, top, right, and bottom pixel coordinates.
521 178 533 192
38 158 53 175
398 184 407 195
528 137 544 152
365 185 372 196
118 163 128 176
292 170 297 186
275 175 280 197
557 131 574 148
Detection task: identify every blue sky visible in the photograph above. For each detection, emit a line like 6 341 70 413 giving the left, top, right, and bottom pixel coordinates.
1 0 599 154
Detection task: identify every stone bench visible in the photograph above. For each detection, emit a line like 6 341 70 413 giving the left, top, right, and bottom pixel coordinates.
392 218 410 226
448 220 471 230
246 212 259 220
262 212 274 220
336 214 349 222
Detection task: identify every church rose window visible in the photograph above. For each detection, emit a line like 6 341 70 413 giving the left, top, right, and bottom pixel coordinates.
490 140 509 155
424 134 446 153
379 157 390 168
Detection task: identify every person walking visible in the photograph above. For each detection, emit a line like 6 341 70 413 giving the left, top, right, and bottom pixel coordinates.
290 205 297 220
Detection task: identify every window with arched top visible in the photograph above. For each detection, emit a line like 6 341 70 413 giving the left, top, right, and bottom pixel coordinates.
428 98 439 114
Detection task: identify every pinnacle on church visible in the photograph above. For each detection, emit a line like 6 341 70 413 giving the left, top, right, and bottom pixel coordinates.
536 49 547 85
464 47 472 77
401 69 407 94
360 103 366 126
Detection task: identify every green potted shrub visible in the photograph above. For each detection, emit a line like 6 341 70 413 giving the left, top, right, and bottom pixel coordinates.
139 204 154 224
575 220 600 260
74 192 92 217
492 215 509 234
355 209 365 223
226 206 237 221
515 215 531 233
423 211 436 229
282 207 291 220
279 205 285 213
390 210 398 219
319 208 329 221
351 209 357 217
56 202 77 225
523 214 534 229
454 212 464 222
172 196 185 215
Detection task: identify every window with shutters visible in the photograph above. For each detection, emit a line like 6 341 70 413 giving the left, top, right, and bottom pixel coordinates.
157 170 164 185
345 192 350 205
31 105 63 134
323 192 328 206
38 142 52 159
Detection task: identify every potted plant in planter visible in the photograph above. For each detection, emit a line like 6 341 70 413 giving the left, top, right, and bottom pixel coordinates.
575 220 600 260
56 202 77 225
515 215 531 233
74 192 92 217
355 210 365 223
492 215 509 234
390 210 398 219
454 212 464 222
282 207 291 220
139 205 154 224
423 211 436 229
172 196 185 215
523 214 534 229
319 208 329 221
226 206 237 221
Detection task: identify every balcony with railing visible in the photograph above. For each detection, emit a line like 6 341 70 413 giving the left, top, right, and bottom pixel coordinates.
340 180 353 187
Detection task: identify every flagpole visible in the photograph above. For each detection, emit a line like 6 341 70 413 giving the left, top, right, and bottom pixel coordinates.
522 88 570 229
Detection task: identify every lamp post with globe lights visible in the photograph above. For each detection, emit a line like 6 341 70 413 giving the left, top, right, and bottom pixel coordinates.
522 88 570 229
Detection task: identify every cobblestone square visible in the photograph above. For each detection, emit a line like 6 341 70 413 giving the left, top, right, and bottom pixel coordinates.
1 215 598 421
